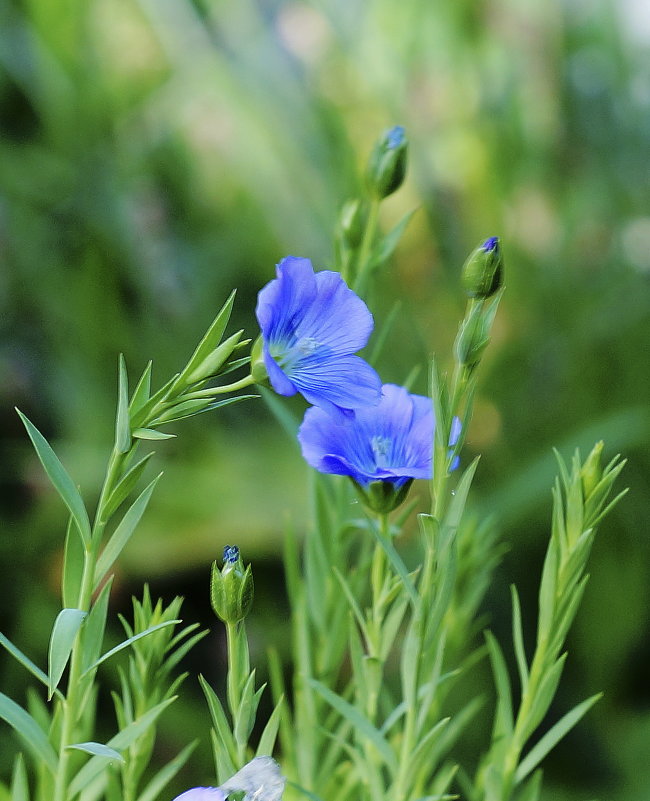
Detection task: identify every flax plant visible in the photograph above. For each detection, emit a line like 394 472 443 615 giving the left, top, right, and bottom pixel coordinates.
0 127 628 801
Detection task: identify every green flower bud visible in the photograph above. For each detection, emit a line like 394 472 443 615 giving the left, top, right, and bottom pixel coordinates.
454 303 491 368
581 440 604 499
366 126 408 199
210 545 254 624
338 199 368 249
461 236 504 299
351 478 413 514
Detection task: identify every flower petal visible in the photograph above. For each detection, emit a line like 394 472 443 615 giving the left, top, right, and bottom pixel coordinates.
255 257 317 344
171 789 225 801
294 270 375 355
291 355 382 414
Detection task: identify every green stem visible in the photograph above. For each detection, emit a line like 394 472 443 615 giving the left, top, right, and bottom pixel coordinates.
210 373 257 395
53 446 129 801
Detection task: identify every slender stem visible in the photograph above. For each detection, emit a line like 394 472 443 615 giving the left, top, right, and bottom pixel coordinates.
352 198 381 296
211 373 257 395
53 446 129 801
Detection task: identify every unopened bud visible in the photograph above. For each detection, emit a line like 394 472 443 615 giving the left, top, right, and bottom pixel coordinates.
461 236 504 299
366 126 408 199
210 545 254 624
338 199 368 249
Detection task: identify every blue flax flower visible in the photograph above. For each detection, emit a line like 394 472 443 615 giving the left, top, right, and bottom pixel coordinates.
172 757 284 801
298 383 433 512
256 256 381 414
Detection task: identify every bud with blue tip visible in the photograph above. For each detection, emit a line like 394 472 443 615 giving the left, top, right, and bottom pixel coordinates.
461 236 504 299
366 126 408 199
210 545 254 624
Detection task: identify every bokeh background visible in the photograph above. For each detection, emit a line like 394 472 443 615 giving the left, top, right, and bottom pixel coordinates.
1 0 650 798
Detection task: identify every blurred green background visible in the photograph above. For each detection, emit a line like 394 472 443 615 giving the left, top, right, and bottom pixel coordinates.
1 0 650 797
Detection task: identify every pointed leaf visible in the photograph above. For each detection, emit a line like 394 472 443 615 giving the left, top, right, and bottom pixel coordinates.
256 695 284 757
67 742 124 762
10 753 29 801
115 355 131 454
173 290 236 391
0 632 58 697
101 452 155 522
132 428 176 440
137 741 198 801
0 693 58 773
308 679 397 773
48 608 87 698
515 693 602 783
69 698 176 796
79 620 179 677
485 630 513 739
16 410 91 545
94 474 162 588
62 517 85 608
511 585 528 696
129 361 152 414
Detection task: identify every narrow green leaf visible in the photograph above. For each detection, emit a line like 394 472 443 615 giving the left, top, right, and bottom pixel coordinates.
94 474 162 588
510 585 528 696
153 394 256 424
515 693 602 783
371 208 417 268
368 519 418 606
485 631 513 739
10 753 29 801
48 608 87 698
132 428 176 440
137 741 198 801
199 675 237 771
129 372 179 429
67 742 124 762
513 770 542 801
16 410 91 545
101 452 154 522
0 693 58 774
522 654 567 742
129 361 152 414
79 620 179 677
0 633 57 697
443 458 480 534
173 290 236 391
81 578 113 673
256 695 284 757
309 679 397 773
62 517 85 608
115 354 131 454
68 698 176 796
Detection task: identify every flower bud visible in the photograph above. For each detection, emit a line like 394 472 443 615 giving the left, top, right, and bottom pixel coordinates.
338 199 368 249
581 440 604 499
461 236 504 299
366 126 408 199
210 545 254 624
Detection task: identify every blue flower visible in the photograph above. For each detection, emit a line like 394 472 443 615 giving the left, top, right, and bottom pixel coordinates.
172 758 285 801
171 790 225 801
298 384 433 511
256 256 382 414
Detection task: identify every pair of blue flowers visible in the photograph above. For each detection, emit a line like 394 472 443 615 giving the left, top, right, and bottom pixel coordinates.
256 256 437 504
